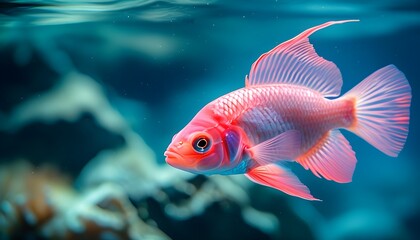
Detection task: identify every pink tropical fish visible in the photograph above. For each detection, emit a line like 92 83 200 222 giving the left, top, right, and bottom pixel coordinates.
164 20 411 200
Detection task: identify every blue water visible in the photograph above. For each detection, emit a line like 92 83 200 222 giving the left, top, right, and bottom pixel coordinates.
1 1 419 239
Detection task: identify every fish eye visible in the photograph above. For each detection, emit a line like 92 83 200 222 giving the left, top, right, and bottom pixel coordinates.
193 136 211 153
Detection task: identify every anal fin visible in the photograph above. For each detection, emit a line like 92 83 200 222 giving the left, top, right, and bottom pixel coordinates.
245 164 319 201
297 130 356 183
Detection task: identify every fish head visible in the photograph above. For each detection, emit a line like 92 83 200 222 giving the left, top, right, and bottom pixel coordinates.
164 111 229 175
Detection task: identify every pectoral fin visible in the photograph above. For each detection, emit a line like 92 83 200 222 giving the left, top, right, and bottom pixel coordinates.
247 130 301 166
245 164 319 201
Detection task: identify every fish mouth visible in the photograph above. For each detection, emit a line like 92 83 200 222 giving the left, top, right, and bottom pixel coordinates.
165 147 198 171
164 149 184 168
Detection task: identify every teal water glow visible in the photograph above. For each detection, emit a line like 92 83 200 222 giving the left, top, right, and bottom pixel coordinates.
1 1 419 239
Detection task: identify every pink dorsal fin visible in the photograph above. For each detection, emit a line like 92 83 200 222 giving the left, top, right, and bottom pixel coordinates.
245 164 319 201
296 130 357 183
245 75 250 87
247 20 359 97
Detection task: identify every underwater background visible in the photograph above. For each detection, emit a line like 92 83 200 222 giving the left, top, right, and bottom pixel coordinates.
0 0 419 239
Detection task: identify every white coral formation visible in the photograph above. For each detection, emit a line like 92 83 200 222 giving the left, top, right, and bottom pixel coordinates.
43 182 170 240
1 72 128 133
162 174 280 235
77 131 190 200
0 161 170 240
0 71 178 238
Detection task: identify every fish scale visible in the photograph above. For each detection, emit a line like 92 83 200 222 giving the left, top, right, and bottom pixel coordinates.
212 84 353 154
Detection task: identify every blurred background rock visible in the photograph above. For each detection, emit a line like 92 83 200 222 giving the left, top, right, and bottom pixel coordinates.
0 0 419 239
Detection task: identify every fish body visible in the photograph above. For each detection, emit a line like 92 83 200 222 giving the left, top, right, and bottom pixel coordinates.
212 85 355 156
164 20 411 200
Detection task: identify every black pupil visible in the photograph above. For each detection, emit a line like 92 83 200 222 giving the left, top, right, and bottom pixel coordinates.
193 136 211 153
197 138 207 148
